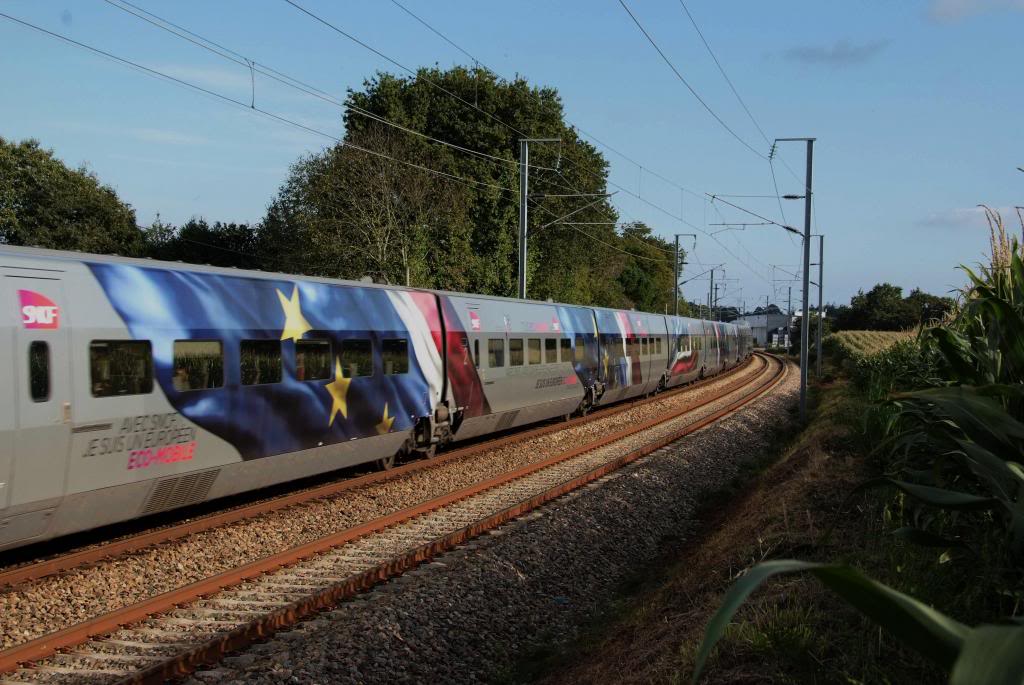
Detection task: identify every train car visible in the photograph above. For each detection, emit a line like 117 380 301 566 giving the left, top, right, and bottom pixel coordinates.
0 246 463 550
0 245 749 551
433 293 598 441
590 307 667 406
736 320 754 360
663 316 706 389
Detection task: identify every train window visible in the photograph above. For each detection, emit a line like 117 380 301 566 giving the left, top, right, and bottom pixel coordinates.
655 337 662 355
340 339 373 378
560 337 571 362
241 340 282 385
528 338 542 364
545 338 558 363
473 339 480 368
574 335 586 363
296 340 331 381
488 338 505 367
509 338 524 366
382 339 409 375
641 337 648 356
173 340 224 391
90 341 153 397
29 341 49 402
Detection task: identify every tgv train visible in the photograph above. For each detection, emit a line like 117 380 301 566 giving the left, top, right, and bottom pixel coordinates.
0 246 753 551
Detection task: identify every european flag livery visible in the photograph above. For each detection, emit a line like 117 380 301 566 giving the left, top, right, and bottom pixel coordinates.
88 263 438 460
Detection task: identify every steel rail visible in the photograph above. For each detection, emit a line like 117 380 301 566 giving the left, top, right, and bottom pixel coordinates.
0 354 784 682
0 357 756 589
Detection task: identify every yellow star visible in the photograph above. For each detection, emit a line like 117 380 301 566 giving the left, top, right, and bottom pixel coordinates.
376 402 395 434
325 358 350 426
276 285 312 342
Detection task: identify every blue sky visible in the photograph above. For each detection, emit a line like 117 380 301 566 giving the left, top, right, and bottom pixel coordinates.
1 0 1022 310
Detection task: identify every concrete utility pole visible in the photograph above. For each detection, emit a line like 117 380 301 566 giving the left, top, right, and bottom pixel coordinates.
517 137 560 299
815 234 824 377
765 295 770 348
674 235 679 316
518 139 528 299
673 233 697 316
713 283 720 321
787 285 792 354
775 137 815 422
708 268 715 321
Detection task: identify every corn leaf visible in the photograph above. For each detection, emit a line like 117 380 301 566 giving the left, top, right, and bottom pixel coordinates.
950 625 1024 685
691 561 968 683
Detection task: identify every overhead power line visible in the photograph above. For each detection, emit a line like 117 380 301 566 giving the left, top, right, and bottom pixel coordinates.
101 0 565 176
616 0 768 161
708 194 799 234
676 0 770 146
0 12 517 197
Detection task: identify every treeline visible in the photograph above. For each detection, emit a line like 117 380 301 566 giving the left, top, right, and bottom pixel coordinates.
828 282 954 331
0 67 687 314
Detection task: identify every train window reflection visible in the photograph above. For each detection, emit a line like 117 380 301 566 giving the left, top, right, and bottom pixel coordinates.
296 340 331 381
90 341 153 397
488 338 504 367
29 341 49 402
528 338 542 364
173 340 224 391
382 339 409 375
509 339 524 366
241 340 282 385
340 339 373 378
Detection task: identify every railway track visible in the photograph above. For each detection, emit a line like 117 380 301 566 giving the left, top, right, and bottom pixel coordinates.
0 356 757 589
0 353 785 684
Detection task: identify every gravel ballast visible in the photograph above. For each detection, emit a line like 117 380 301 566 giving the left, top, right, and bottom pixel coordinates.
0 360 765 650
186 362 798 685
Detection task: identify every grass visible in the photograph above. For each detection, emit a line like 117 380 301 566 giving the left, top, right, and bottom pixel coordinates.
525 366 1003 685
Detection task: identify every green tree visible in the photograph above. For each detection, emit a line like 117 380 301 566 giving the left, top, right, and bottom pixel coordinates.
616 222 677 313
147 217 261 269
265 66 634 304
0 137 144 255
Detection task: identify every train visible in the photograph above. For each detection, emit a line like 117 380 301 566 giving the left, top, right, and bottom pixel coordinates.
0 245 753 551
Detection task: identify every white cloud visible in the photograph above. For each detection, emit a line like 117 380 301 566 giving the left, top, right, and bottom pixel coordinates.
918 206 1020 229
781 39 888 67
930 0 1024 20
128 127 209 146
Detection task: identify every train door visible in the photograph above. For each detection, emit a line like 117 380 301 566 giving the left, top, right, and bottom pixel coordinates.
3 275 71 515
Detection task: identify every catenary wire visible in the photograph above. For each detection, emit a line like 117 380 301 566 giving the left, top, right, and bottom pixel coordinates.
676 0 770 146
0 12 519 197
616 0 768 161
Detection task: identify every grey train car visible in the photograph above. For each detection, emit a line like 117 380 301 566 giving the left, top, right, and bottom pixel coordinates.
0 246 750 551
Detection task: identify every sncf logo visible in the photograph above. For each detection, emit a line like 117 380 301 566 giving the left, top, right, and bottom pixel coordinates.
18 290 60 329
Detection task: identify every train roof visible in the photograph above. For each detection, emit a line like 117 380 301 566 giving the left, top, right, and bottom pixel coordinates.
0 245 737 326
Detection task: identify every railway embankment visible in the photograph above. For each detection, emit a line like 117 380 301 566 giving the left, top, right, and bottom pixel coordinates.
181 361 798 684
532 360 1009 684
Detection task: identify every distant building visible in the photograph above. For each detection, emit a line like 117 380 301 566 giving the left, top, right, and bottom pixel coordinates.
737 312 791 347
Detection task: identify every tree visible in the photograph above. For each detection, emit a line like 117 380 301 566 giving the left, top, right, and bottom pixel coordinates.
0 137 144 255
260 124 472 286
616 222 677 313
146 217 261 269
830 285 954 331
264 66 638 305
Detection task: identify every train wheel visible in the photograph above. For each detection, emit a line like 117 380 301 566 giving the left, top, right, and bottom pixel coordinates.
375 451 397 471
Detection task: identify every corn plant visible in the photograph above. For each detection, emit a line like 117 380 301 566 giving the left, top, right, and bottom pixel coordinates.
694 210 1024 683
692 561 1024 685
